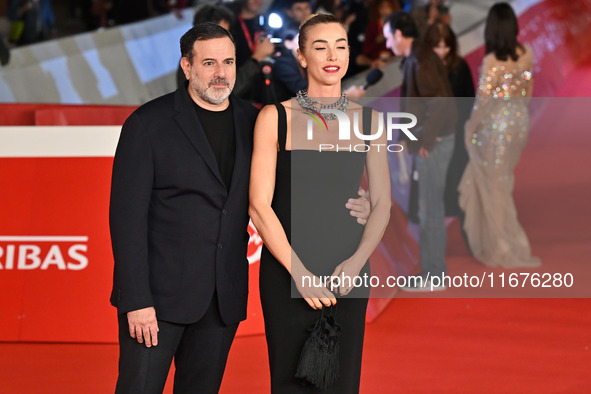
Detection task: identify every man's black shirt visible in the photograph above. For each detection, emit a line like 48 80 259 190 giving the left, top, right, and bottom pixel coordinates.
193 101 236 188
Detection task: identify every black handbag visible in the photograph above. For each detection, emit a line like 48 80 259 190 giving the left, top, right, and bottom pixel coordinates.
295 304 341 390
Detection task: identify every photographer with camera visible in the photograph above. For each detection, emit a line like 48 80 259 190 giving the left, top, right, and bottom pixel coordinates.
229 0 276 104
230 0 275 66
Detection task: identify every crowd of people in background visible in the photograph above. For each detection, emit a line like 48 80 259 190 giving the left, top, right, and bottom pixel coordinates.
2 1 442 67
168 0 455 105
3 0 539 276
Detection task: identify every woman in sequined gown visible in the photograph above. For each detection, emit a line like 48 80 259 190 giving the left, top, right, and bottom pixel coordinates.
459 2 540 268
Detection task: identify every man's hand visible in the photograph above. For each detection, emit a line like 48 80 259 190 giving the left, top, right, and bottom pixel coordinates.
127 307 159 348
346 188 371 225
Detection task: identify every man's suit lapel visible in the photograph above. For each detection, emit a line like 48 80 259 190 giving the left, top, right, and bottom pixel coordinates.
173 87 225 188
227 95 249 195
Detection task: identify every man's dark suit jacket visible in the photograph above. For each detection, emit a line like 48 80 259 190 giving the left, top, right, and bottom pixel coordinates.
109 85 259 326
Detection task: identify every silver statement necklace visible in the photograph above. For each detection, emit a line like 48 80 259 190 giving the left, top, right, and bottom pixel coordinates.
296 89 349 121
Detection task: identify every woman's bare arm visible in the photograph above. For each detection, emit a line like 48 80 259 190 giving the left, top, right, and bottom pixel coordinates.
249 104 336 309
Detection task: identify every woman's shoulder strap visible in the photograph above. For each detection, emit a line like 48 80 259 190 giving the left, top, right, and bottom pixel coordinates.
274 103 287 151
362 106 373 136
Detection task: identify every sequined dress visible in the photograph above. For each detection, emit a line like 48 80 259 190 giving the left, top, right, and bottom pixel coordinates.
458 46 541 268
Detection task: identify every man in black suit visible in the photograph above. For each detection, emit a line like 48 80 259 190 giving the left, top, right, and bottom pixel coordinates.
110 22 370 393
109 24 259 393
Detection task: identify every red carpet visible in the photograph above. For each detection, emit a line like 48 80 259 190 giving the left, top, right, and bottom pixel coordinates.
2 55 591 394
1 298 589 393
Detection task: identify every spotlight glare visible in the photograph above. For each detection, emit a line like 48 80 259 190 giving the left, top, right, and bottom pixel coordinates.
268 13 283 29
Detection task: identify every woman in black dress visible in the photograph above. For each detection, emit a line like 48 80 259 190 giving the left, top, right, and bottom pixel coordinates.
249 14 391 393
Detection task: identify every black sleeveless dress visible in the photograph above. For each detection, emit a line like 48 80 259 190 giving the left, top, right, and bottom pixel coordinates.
259 103 371 393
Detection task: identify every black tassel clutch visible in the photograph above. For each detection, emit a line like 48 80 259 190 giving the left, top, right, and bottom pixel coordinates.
295 305 341 389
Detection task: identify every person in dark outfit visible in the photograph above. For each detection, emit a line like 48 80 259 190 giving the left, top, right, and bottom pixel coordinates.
110 24 259 393
384 11 457 291
8 0 54 45
229 0 276 103
423 20 475 249
271 29 308 102
281 0 313 31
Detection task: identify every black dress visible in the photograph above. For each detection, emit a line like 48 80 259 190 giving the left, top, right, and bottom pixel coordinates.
259 104 371 393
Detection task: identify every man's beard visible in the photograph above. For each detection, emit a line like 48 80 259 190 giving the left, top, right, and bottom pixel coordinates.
192 78 234 105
